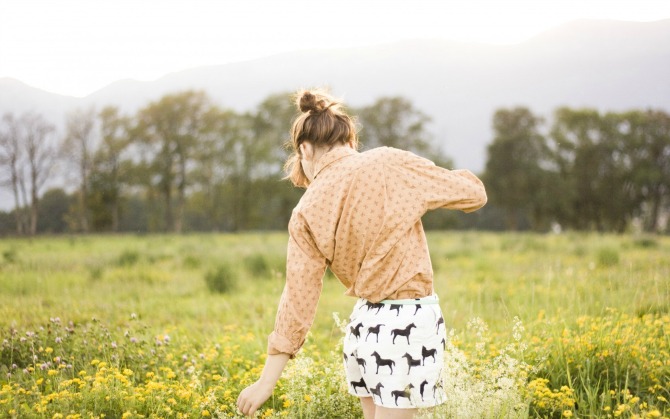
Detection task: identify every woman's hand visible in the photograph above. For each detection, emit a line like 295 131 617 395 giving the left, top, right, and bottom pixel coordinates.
236 379 274 417
236 353 290 417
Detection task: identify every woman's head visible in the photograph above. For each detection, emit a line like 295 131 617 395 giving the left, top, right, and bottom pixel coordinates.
284 88 358 188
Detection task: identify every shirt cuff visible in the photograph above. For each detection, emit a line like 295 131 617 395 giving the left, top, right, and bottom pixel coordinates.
267 331 300 359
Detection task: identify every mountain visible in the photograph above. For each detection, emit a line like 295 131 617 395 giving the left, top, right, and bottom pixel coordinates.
2 18 669 175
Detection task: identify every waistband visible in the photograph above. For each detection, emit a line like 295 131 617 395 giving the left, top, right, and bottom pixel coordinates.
362 294 439 306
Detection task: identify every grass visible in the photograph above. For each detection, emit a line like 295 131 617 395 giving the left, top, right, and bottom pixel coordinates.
0 232 668 418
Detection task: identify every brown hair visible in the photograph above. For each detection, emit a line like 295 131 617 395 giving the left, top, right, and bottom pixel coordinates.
284 88 358 188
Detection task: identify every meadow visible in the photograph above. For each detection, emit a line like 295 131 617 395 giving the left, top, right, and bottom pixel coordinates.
0 232 668 418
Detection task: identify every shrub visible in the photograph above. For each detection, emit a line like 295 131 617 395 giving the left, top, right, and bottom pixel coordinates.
117 250 140 267
597 247 620 267
244 253 270 278
204 263 237 294
2 247 17 264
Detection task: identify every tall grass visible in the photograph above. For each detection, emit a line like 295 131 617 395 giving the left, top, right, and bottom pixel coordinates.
0 232 668 417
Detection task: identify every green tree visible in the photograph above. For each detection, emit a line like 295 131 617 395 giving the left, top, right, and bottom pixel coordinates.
37 188 73 233
483 107 555 230
356 96 451 166
550 108 635 232
88 106 131 232
620 109 670 232
134 91 213 232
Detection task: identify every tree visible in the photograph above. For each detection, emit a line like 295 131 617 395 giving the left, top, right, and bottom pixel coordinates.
621 109 670 232
89 106 131 231
0 113 28 234
62 106 97 232
483 107 555 230
134 91 213 232
356 96 451 166
23 113 57 235
38 188 72 233
550 108 636 232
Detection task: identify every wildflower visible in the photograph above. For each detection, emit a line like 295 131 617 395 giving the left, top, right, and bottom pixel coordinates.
55 337 62 343
563 410 573 417
131 313 137 319
111 341 117 349
201 410 211 417
130 337 138 344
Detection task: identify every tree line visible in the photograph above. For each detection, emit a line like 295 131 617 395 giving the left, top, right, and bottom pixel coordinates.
1 91 668 235
0 91 447 235
483 107 669 233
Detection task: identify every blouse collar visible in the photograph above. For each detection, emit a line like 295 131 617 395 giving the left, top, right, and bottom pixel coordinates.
313 146 358 179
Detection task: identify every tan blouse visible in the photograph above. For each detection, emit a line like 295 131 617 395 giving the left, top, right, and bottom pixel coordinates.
267 146 487 356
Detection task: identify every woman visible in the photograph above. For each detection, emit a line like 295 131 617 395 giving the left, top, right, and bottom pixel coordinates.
237 89 487 418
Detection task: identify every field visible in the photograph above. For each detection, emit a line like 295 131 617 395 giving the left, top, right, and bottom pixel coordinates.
0 232 669 418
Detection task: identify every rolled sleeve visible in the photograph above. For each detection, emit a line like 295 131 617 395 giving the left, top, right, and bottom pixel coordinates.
267 212 327 357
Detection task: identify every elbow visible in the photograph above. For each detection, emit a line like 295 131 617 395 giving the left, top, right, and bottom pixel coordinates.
476 185 488 208
462 184 487 213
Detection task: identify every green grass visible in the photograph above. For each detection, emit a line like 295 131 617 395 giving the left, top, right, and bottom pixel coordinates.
0 232 668 418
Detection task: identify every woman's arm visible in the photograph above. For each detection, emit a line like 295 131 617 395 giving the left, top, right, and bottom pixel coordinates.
236 353 291 416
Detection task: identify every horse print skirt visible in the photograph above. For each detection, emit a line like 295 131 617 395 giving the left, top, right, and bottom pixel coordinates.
343 295 447 409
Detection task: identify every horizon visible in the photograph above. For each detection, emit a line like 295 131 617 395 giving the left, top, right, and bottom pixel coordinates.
3 0 670 97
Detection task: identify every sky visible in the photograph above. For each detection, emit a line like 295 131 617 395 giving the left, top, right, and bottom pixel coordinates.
2 0 670 97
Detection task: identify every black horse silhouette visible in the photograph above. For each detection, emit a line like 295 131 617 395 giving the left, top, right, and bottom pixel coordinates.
422 346 437 365
402 352 421 374
364 301 384 314
435 315 444 333
366 324 384 342
419 379 428 401
441 337 446 350
350 322 364 341
355 356 367 374
370 382 384 404
391 323 416 344
391 384 414 406
390 304 402 316
371 351 395 374
350 377 368 394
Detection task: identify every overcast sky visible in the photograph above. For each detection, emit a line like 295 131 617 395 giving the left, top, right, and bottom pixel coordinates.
2 0 670 97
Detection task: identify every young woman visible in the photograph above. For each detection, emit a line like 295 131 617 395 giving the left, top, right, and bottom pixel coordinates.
237 89 487 418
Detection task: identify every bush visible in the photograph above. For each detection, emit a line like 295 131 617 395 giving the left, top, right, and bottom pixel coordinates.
204 263 237 294
117 250 140 267
244 253 269 278
597 247 620 267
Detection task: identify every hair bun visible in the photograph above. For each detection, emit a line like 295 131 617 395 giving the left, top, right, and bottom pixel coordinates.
298 90 328 113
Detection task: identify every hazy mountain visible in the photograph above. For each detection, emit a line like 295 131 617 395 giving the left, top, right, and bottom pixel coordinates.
1 18 669 175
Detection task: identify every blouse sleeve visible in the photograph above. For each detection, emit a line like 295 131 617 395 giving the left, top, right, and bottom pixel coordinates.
402 150 487 213
267 211 327 357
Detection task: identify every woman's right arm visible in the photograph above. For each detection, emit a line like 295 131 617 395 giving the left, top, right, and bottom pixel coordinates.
236 353 290 416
